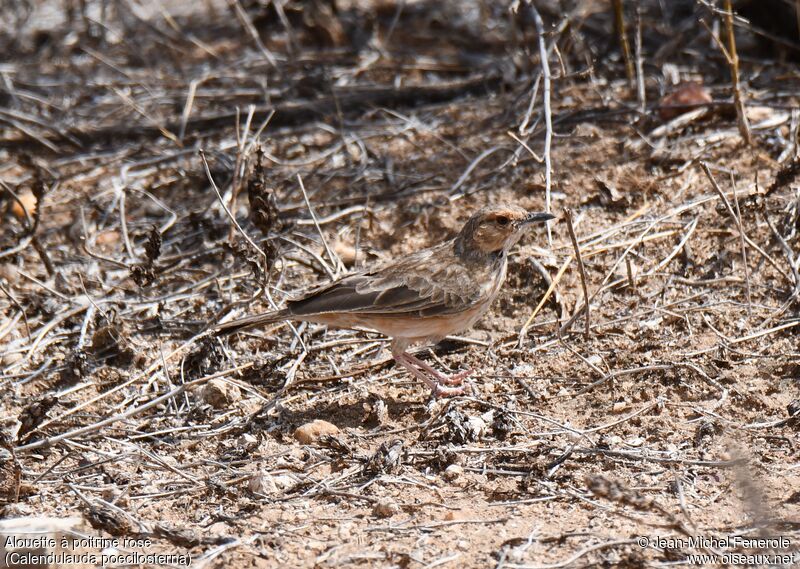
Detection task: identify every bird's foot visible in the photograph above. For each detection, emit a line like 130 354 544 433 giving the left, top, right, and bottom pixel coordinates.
394 352 472 398
436 368 473 386
402 353 472 386
432 377 475 398
431 382 470 398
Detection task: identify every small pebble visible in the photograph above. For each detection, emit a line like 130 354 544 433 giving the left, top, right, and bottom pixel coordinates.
586 354 603 367
273 475 296 490
612 401 628 414
0 264 19 284
293 419 339 444
248 473 277 495
238 433 258 448
443 464 463 481
1 352 23 367
467 416 487 439
9 189 37 220
372 498 400 518
95 230 120 247
333 241 358 266
443 510 465 521
206 522 228 535
202 379 241 409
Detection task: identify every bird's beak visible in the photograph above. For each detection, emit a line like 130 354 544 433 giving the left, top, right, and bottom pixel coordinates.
522 211 556 225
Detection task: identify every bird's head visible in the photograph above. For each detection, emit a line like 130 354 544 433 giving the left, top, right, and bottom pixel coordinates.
454 205 554 260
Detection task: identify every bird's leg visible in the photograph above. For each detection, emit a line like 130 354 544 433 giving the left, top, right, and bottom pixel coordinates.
393 352 467 397
403 352 472 387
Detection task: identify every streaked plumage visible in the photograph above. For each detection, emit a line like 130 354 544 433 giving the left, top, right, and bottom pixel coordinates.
216 205 554 396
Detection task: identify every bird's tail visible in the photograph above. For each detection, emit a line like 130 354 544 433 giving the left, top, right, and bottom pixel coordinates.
214 309 291 335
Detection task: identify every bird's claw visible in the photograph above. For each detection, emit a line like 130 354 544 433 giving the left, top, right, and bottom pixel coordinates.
436 367 473 386
394 352 475 398
431 378 475 398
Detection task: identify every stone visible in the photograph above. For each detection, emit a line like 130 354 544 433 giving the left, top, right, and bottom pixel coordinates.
0 264 19 284
95 230 120 247
1 352 23 367
371 498 400 518
238 433 258 447
443 464 463 481
333 241 358 267
9 189 37 220
248 473 278 495
202 379 241 409
293 420 339 444
272 475 296 491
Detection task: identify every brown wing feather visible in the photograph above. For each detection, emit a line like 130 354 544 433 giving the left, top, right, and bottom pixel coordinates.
287 241 492 319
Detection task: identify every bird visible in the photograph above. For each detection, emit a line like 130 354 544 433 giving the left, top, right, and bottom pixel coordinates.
216 204 554 397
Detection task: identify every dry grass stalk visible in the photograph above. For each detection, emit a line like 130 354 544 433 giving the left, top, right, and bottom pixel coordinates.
700 162 752 314
564 208 590 338
525 1 554 246
722 0 751 145
612 0 634 83
634 1 645 112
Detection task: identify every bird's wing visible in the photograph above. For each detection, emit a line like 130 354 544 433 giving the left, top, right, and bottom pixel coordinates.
287 242 493 318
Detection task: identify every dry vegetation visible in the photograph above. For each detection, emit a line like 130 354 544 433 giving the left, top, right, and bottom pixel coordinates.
1 0 800 567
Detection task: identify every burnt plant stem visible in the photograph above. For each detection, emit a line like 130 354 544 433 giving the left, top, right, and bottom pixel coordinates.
612 0 634 83
723 0 752 145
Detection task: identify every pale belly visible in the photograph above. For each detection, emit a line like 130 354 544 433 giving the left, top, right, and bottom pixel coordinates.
308 300 492 342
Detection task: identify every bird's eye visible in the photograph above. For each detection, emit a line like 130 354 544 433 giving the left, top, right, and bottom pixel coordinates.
496 216 510 226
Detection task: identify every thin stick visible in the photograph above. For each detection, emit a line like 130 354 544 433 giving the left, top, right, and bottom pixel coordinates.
564 208 590 338
111 86 179 144
723 0 752 145
763 209 800 294
528 3 554 246
227 104 256 242
625 257 637 291
229 0 277 67
519 256 572 343
633 0 645 113
700 162 751 314
178 78 201 142
513 539 639 569
117 185 134 261
612 0 634 83
519 225 689 342
642 217 698 276
729 171 752 315
297 174 341 275
576 364 671 396
518 74 541 136
15 363 253 452
199 149 267 265
0 281 30 341
507 131 543 162
730 319 800 344
448 146 506 196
